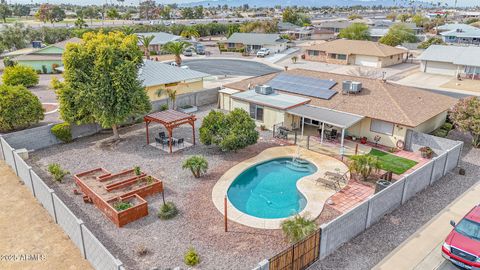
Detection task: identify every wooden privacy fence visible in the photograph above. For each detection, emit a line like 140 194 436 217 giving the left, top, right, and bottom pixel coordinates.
269 229 321 270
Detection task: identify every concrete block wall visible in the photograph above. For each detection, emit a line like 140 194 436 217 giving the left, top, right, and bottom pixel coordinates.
431 152 448 184
366 177 405 227
405 130 460 153
402 161 435 203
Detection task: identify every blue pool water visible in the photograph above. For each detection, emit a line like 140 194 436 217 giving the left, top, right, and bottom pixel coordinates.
227 157 317 219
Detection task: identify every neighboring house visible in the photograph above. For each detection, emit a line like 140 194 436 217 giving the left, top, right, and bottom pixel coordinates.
278 22 299 32
13 37 82 73
136 32 181 54
369 23 425 42
139 60 210 101
317 20 353 34
437 23 479 33
440 28 480 45
219 69 456 148
418 45 480 79
220 33 288 53
281 26 335 41
303 39 406 68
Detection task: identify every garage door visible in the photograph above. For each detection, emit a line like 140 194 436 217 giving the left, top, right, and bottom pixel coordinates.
354 55 379 67
424 61 458 76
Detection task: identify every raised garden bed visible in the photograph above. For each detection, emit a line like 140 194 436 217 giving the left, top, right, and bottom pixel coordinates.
179 105 198 114
74 168 163 227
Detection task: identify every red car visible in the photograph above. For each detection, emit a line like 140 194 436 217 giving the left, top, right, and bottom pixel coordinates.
442 205 480 269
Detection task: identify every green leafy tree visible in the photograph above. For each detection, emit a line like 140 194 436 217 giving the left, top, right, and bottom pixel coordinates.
348 154 380 181
338 23 370 40
417 37 445 49
107 8 119 20
50 6 66 23
181 7 195 19
412 13 428 27
281 215 317 243
35 4 65 24
193 6 204 19
57 31 151 140
163 41 191 66
282 7 310 26
348 14 363 20
397 13 411 23
139 0 156 20
227 24 240 37
74 16 88 29
182 155 208 178
3 65 39 88
82 6 98 25
160 5 171 19
12 4 30 18
379 23 417 46
386 12 397 21
0 22 30 50
450 97 480 147
0 3 12 23
0 84 44 132
200 109 259 152
139 34 155 59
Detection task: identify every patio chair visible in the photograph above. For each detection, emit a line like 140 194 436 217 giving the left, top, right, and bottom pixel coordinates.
154 137 162 146
159 132 165 138
327 129 338 141
177 138 185 148
315 177 339 190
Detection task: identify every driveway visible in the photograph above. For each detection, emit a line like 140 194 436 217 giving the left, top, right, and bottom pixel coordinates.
29 74 62 124
183 59 281 76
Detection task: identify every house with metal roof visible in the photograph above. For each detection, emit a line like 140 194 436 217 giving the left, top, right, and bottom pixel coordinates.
139 60 210 101
303 39 407 68
440 28 480 45
219 33 288 54
219 69 456 149
136 32 181 54
13 37 82 73
418 45 480 79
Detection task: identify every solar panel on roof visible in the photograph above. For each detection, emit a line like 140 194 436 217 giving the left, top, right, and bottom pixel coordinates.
265 73 337 100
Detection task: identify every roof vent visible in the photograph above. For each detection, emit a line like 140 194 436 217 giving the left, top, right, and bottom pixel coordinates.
342 80 362 94
255 85 274 95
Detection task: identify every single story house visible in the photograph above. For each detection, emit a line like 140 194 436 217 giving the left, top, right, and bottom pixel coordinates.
220 33 288 53
219 69 456 149
317 20 353 34
437 23 479 33
136 32 181 54
418 45 480 79
139 60 210 101
13 37 82 73
303 39 406 68
280 26 335 41
440 28 480 45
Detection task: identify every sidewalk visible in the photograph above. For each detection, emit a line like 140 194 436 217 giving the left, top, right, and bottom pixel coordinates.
0 161 92 270
373 181 480 270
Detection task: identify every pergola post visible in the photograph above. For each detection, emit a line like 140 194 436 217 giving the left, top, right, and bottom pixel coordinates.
168 127 173 154
145 120 150 145
192 120 196 145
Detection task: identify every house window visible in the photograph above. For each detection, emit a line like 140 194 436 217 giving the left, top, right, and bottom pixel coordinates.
228 43 235 48
337 54 347 60
249 104 264 121
329 53 337 59
370 119 394 135
308 50 319 56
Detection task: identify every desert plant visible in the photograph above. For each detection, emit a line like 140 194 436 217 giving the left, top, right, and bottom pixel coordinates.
291 55 298 64
349 154 380 181
0 84 44 132
159 104 168 111
281 215 317 243
47 163 69 182
135 245 149 256
158 202 178 220
184 247 200 266
2 65 39 87
419 146 434 159
450 97 480 147
182 155 208 178
51 123 72 143
133 166 141 176
113 201 132 211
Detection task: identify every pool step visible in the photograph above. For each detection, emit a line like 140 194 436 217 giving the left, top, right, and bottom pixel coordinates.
285 161 312 172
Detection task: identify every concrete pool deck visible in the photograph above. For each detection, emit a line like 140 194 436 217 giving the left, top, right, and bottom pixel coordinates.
212 146 349 229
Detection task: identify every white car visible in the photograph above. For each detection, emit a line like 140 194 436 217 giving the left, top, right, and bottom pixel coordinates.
256 48 270 57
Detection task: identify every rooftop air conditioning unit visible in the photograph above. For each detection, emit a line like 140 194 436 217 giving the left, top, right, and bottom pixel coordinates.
350 81 362 93
342 80 352 94
255 85 274 95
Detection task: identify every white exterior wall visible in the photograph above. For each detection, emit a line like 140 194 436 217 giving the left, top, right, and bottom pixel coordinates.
421 60 459 76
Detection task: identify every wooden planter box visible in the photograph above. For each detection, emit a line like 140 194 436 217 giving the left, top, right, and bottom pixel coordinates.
107 194 148 227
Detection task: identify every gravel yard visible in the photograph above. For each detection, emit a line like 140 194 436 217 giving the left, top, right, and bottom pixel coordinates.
28 105 289 270
310 130 480 270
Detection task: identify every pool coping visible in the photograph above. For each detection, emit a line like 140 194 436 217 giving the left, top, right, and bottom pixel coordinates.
211 146 349 230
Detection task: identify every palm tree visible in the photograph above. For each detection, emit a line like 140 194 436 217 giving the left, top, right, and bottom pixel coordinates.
163 41 191 66
155 88 177 109
348 154 380 181
281 215 317 243
139 35 155 60
182 155 208 178
180 28 200 39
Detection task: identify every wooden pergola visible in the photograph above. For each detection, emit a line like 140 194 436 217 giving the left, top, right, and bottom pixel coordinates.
144 110 197 153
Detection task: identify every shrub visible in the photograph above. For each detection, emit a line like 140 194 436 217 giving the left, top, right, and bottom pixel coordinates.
3 56 16 67
281 215 317 243
442 122 453 132
0 84 44 132
200 109 259 152
133 166 141 175
349 154 380 181
419 146 434 159
182 155 208 178
159 104 168 111
432 128 448 138
113 201 132 211
47 163 69 182
157 202 178 220
2 65 39 88
184 247 200 266
51 123 72 143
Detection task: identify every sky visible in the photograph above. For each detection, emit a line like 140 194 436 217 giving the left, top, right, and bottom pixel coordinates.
7 0 479 7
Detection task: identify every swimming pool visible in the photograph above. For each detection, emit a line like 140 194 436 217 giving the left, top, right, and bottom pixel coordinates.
227 157 317 219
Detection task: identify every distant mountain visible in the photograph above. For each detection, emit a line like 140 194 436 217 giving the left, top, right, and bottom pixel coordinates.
182 0 399 7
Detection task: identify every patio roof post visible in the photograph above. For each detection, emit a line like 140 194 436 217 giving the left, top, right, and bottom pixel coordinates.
301 117 305 137
168 127 173 153
340 128 345 155
320 122 325 144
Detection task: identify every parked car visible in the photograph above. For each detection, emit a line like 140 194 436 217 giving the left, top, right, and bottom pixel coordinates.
195 44 205 55
256 48 271 57
442 205 480 269
183 48 193 57
169 62 189 69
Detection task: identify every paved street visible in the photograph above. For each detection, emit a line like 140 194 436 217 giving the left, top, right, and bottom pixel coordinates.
184 58 281 76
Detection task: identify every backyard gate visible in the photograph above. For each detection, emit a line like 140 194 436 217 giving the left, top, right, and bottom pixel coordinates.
269 229 321 270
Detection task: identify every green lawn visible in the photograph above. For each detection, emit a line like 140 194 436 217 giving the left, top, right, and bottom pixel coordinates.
368 149 418 175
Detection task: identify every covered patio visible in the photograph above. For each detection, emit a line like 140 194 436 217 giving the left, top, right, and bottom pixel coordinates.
144 110 196 153
287 105 364 155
